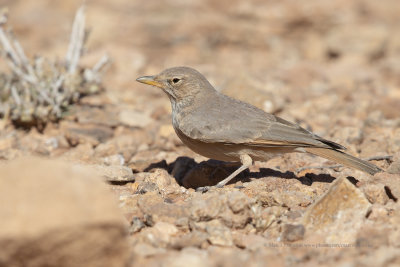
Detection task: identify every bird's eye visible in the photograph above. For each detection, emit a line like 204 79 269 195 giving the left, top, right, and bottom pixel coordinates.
172 78 181 84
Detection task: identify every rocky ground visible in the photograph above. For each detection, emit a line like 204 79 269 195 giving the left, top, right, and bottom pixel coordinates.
1 0 400 266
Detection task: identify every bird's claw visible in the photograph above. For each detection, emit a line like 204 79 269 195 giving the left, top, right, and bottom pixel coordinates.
196 186 212 193
196 184 224 193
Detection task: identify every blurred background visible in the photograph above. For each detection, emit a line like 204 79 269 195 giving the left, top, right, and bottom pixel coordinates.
1 0 399 125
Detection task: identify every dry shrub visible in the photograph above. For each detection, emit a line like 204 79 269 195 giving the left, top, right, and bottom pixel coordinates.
0 6 109 128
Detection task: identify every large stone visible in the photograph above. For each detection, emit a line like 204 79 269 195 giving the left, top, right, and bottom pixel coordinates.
0 157 130 267
303 177 371 243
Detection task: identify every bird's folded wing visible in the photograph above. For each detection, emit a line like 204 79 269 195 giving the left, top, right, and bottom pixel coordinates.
249 116 345 150
180 110 345 150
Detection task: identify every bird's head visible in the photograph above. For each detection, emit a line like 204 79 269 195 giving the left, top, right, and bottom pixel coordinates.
136 66 215 102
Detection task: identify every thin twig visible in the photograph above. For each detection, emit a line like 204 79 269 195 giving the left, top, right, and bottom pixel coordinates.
52 76 65 97
93 54 110 73
0 27 21 66
13 34 38 83
11 85 21 106
37 86 55 106
4 59 34 83
0 8 8 25
0 26 38 84
66 5 86 74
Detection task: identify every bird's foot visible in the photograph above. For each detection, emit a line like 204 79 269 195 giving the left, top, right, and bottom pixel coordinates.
195 186 211 193
196 184 224 193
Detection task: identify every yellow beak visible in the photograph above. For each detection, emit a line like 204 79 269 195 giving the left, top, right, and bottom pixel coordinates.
136 76 164 88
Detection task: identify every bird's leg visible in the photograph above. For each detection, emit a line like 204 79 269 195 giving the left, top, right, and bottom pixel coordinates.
216 154 253 188
196 154 252 192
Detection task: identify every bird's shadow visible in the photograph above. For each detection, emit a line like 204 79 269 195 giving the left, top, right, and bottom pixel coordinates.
244 168 336 186
142 156 337 189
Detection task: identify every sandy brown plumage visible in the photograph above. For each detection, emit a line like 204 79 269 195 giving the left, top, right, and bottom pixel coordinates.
136 66 382 189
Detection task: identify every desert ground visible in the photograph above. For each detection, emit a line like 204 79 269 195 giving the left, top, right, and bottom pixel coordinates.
0 0 400 266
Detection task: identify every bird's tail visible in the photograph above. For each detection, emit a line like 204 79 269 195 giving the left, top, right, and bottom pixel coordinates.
304 147 382 175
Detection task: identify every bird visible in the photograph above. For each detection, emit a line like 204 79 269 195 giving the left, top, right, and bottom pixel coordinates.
136 66 382 191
